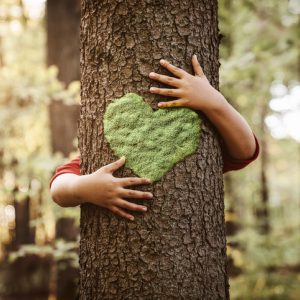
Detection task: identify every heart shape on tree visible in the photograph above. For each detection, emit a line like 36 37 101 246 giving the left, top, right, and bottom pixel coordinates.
103 93 202 181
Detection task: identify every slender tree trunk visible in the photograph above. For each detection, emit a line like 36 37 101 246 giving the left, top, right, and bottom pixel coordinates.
79 1 229 299
47 0 81 157
0 38 4 68
46 0 80 85
13 193 35 246
48 100 80 156
257 102 270 234
224 174 241 237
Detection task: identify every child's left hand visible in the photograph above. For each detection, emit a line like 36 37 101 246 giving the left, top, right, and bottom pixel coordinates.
149 55 258 161
149 55 225 113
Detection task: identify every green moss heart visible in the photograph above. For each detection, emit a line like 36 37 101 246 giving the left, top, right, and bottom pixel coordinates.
103 93 201 182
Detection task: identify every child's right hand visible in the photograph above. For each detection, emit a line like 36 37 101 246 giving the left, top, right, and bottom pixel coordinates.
72 156 153 221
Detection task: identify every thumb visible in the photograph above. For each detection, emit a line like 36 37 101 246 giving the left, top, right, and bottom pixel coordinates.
192 54 204 77
103 156 126 173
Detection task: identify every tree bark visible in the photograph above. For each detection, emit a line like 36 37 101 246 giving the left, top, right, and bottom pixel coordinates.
46 0 80 85
79 1 229 299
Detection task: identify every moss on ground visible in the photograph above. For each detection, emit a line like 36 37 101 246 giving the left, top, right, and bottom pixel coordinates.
103 93 202 181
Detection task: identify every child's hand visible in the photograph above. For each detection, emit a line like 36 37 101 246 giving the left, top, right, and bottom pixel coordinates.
149 55 257 161
149 55 225 113
73 157 153 221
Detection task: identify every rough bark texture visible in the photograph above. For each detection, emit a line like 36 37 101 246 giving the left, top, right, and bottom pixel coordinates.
79 1 229 299
46 0 80 84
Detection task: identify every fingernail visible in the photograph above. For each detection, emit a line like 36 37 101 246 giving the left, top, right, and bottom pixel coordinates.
160 59 165 64
148 193 153 198
158 103 162 107
130 216 134 221
145 178 151 183
142 206 147 211
149 72 155 77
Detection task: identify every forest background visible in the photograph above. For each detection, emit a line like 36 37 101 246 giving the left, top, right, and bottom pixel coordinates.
0 0 299 299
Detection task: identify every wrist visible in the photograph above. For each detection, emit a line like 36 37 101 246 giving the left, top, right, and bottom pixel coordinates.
202 93 228 115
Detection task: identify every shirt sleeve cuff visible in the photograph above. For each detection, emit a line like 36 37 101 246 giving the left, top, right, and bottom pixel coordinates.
49 155 81 188
222 133 260 173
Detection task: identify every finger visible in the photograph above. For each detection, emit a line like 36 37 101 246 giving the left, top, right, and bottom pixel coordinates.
103 156 126 173
149 87 180 97
119 188 153 199
192 54 205 77
116 198 148 212
110 206 135 221
118 177 151 187
158 99 187 108
149 72 181 87
160 59 187 78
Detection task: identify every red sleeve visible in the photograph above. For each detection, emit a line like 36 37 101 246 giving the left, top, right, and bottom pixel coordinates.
49 155 81 188
49 134 259 187
221 133 260 173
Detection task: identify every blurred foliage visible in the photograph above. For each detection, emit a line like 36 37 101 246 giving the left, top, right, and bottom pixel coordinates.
8 239 79 269
0 0 80 263
219 0 300 299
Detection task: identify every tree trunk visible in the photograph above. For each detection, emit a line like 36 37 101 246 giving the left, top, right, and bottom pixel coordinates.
79 1 229 299
13 194 35 246
256 101 270 234
46 0 80 85
48 100 80 156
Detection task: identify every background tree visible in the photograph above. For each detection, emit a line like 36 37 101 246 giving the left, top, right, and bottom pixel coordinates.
78 0 229 298
47 1 81 298
46 0 80 85
47 0 81 157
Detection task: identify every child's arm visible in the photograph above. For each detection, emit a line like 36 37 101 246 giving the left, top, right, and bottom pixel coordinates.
149 55 258 162
50 157 152 221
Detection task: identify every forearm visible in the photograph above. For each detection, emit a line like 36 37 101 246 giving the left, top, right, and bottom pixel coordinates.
50 173 84 207
203 95 256 160
148 57 257 161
